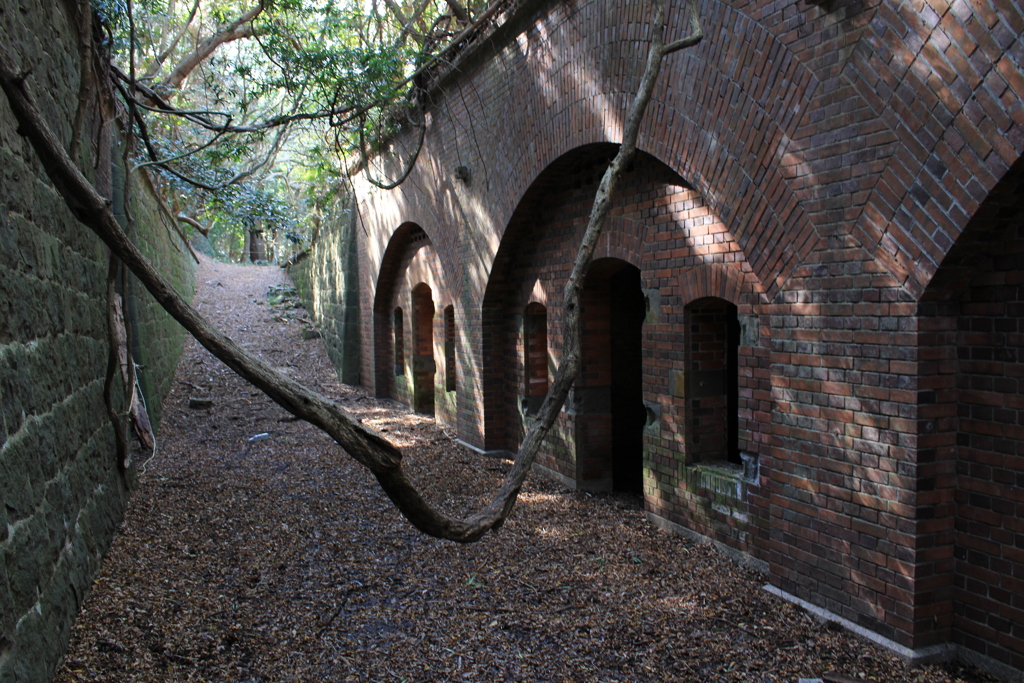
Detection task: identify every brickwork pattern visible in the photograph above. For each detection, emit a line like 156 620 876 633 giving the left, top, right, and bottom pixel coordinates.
920 156 1024 668
308 0 1024 668
767 234 922 646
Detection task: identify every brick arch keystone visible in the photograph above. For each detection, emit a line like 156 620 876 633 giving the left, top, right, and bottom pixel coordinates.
593 215 646 269
675 262 752 307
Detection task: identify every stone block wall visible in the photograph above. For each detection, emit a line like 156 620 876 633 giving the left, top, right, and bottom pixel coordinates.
120 170 197 428
288 197 361 385
0 3 196 681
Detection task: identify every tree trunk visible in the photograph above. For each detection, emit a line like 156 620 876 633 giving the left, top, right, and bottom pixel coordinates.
242 228 251 263
250 229 266 262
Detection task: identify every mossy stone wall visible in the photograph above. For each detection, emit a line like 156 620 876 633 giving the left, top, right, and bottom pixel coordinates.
0 3 196 681
288 200 361 384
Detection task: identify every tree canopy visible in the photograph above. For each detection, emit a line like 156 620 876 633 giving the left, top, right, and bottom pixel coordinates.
97 0 495 260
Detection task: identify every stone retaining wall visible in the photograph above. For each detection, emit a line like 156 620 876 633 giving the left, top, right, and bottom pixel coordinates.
0 2 196 680
288 195 361 385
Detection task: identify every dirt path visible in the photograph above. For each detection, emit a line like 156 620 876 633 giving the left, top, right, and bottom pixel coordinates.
55 257 992 683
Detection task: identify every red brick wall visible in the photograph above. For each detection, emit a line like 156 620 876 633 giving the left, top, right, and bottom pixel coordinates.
921 156 1024 668
768 235 922 646
371 224 456 428
331 0 1024 666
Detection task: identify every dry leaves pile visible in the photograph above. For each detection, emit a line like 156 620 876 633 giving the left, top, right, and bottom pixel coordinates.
55 257 996 683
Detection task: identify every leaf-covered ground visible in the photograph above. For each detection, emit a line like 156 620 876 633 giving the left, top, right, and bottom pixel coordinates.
56 257 997 683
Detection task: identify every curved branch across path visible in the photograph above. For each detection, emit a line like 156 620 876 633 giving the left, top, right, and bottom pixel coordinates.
0 0 700 542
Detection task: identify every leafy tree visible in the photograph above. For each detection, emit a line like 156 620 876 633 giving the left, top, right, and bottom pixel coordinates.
95 0 487 261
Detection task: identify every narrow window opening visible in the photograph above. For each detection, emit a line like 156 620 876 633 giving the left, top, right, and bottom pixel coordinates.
523 303 548 415
393 307 404 375
444 305 456 392
685 298 740 465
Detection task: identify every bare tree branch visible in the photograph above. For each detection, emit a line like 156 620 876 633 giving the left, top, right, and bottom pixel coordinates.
445 0 471 25
159 2 264 93
383 0 432 47
357 109 427 190
115 65 359 133
142 0 201 81
131 124 230 170
381 0 410 28
664 0 703 54
177 212 210 236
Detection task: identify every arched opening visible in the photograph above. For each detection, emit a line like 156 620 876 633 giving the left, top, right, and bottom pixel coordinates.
522 302 548 415
684 297 740 465
412 283 435 415
372 223 442 402
917 154 1024 660
372 222 452 426
481 143 685 457
444 305 456 393
578 259 646 493
393 307 404 375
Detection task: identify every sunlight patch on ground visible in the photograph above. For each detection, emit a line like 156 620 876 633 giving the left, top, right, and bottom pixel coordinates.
658 596 700 614
517 491 567 505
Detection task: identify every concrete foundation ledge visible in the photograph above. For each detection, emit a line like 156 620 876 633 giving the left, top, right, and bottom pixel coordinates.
530 461 584 491
956 643 1024 683
765 584 1024 682
456 439 514 461
644 511 769 575
763 585 963 668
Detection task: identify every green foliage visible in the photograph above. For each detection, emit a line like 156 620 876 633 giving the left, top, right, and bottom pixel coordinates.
92 0 484 261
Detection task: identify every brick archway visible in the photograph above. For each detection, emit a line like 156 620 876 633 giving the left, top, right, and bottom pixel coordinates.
371 224 452 424
914 155 1024 660
675 263 749 308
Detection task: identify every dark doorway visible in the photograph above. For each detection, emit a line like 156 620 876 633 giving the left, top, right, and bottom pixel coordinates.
412 283 435 415
610 265 646 492
579 260 645 493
